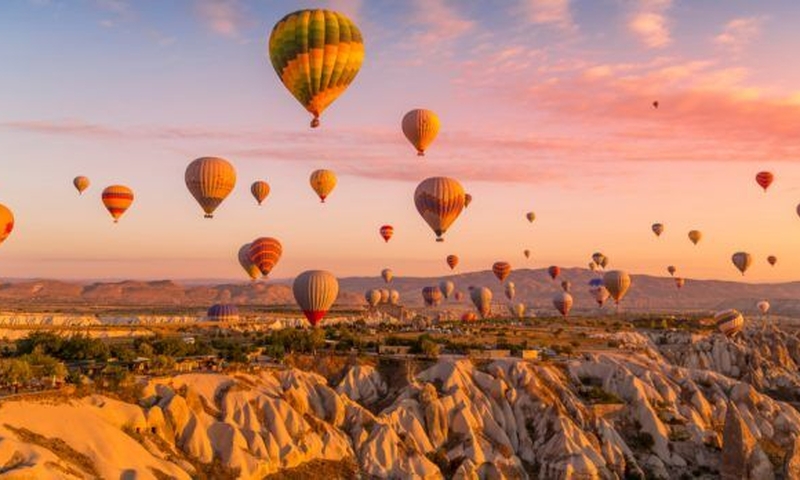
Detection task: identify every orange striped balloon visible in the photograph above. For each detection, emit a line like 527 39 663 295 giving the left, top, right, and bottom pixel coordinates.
310 169 337 203
248 237 283 278
0 204 14 246
251 181 270 205
553 291 573 317
379 225 394 243
755 171 773 192
446 254 459 270
414 177 466 242
185 157 237 218
402 109 440 156
674 277 685 289
293 270 339 327
492 261 511 282
101 185 134 223
422 286 443 307
715 309 744 337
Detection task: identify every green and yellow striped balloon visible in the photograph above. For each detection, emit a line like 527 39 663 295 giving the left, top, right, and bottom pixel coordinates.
268 9 365 128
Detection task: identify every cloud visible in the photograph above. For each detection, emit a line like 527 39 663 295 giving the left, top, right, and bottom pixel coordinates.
410 0 474 50
714 16 765 53
628 0 672 48
194 0 250 38
525 0 575 30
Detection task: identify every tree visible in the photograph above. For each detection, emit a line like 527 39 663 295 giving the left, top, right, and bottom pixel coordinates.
0 359 32 389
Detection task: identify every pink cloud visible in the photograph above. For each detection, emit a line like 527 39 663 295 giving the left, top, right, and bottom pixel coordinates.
194 0 250 39
525 0 575 30
628 0 672 49
410 0 474 51
714 16 766 53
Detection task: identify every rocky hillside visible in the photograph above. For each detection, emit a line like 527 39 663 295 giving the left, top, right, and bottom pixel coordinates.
1 326 800 479
3 268 800 316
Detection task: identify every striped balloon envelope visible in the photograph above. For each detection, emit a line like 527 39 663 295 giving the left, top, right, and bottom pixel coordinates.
389 289 400 305
552 291 573 317
248 237 283 278
504 282 516 300
492 261 511 282
603 270 631 304
470 287 492 318
237 243 260 281
461 311 477 322
0 204 13 246
379 225 394 243
207 304 239 322
101 185 134 223
402 109 440 156
446 254 459 270
185 157 237 218
365 289 381 308
309 169 337 202
714 309 744 337
293 270 339 327
268 9 364 128
251 181 270 205
381 268 393 284
548 266 561 280
414 177 466 242
73 176 90 195
379 289 390 304
422 286 443 307
439 280 455 299
509 303 526 319
755 171 774 192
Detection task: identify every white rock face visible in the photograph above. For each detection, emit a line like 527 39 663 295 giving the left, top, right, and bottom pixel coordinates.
0 337 799 479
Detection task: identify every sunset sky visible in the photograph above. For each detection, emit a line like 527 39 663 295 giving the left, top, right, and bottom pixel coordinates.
2 0 800 282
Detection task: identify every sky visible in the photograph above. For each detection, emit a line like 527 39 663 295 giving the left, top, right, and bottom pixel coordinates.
1 0 800 282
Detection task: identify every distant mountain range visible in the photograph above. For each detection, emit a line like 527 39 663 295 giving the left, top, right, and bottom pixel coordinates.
1 268 799 317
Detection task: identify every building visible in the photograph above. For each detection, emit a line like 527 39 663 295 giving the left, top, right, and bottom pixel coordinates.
519 350 540 360
378 345 412 356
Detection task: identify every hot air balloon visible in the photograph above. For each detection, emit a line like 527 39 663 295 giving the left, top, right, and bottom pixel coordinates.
0 204 13 246
248 237 283 278
603 270 631 305
714 309 744 337
464 193 472 208
251 181 270 205
652 100 659 109
553 291 573 317
470 287 492 318
526 212 536 223
757 300 770 315
185 157 237 218
309 169 337 203
756 171 774 192
402 109 440 156
381 268 393 284
509 303 525 319
446 254 459 270
101 185 134 223
454 291 464 302
767 255 777 266
593 286 610 307
379 225 394 243
547 266 560 280
389 290 400 305
561 280 571 292
238 243 260 281
667 265 676 276
414 177 466 242
461 312 477 322
524 249 531 259
688 230 702 245
504 282 516 301
379 289 390 304
73 176 90 195
492 261 511 282
588 262 597 272
731 252 752 275
268 9 364 128
207 304 239 322
439 280 455 299
588 278 603 288
592 252 606 266
365 289 381 308
652 223 664 237
293 270 339 327
674 277 685 289
422 286 443 307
